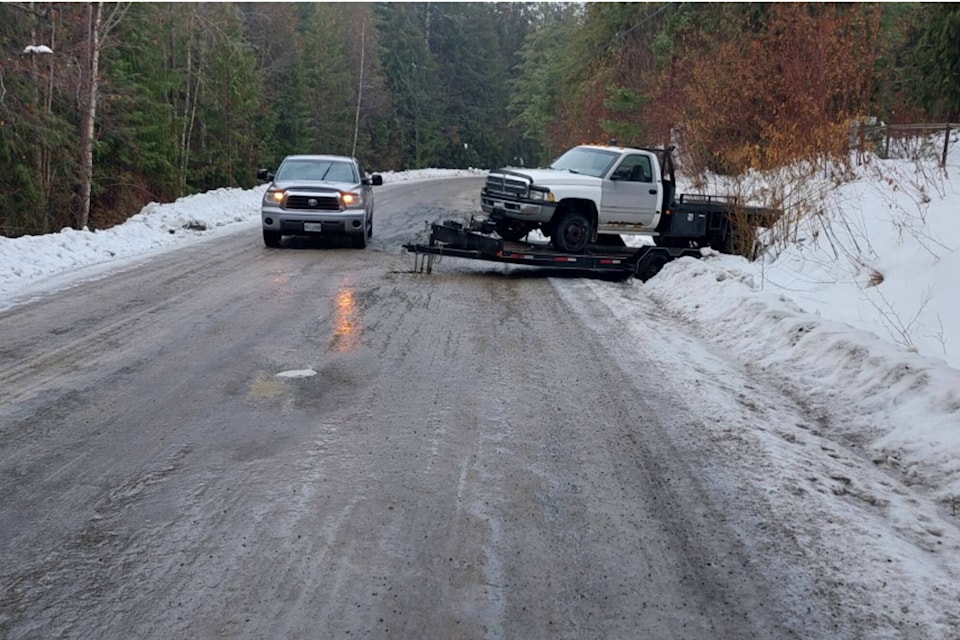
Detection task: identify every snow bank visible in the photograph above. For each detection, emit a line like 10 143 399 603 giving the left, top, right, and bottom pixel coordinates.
645 255 960 506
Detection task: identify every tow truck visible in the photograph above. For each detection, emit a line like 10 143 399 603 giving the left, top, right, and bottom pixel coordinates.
403 144 781 280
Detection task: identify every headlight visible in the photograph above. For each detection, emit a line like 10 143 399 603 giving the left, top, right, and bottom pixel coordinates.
264 189 285 204
529 187 553 202
341 192 362 207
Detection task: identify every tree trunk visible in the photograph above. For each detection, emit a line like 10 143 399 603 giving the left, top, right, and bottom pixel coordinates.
77 1 102 230
352 23 365 158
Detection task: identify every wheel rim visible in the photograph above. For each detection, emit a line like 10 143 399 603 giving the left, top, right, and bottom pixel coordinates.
563 219 586 248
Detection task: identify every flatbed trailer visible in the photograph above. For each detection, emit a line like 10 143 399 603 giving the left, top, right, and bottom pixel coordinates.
403 219 705 281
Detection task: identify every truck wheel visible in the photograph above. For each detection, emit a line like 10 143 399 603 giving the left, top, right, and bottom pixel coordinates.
494 219 531 242
353 229 367 248
637 254 669 281
553 211 592 253
263 230 282 248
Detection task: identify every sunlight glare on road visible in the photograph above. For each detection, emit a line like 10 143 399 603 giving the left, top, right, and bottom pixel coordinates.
333 287 360 353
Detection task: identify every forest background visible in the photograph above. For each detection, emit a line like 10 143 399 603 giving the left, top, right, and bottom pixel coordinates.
1 2 958 237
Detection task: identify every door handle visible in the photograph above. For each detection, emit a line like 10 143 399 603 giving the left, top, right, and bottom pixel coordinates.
649 189 658 195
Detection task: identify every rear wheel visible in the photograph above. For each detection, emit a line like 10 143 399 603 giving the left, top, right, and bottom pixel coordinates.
552 210 592 253
263 230 281 248
636 253 669 281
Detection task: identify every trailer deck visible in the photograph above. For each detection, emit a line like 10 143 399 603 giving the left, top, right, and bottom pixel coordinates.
403 220 704 280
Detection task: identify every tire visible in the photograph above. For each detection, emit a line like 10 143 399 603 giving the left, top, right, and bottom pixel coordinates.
263 230 281 248
353 231 367 249
494 219 531 242
552 210 592 253
636 254 669 281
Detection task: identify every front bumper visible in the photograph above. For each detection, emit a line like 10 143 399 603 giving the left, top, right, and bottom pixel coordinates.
480 194 556 223
261 206 366 236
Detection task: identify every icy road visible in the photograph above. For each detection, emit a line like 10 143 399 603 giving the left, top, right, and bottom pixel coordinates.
1 178 957 639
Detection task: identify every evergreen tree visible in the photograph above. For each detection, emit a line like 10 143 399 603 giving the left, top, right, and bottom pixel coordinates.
901 3 960 121
95 3 182 227
374 3 442 168
0 3 80 235
509 4 582 163
188 3 263 190
427 3 511 168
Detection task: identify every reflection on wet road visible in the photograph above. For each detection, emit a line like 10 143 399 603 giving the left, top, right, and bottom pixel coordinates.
332 286 360 353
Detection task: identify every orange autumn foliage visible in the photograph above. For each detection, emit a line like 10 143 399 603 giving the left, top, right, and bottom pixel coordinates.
662 3 883 174
546 4 884 174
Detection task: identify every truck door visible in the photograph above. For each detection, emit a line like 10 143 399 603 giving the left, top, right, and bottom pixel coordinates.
600 153 660 230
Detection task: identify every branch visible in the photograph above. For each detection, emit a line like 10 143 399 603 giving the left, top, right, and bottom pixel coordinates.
101 1 131 39
5 2 45 17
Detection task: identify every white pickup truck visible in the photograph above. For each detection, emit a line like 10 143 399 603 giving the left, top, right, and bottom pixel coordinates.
480 144 780 255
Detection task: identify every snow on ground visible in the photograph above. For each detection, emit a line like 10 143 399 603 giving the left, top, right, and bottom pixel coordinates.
2 151 959 629
640 137 960 510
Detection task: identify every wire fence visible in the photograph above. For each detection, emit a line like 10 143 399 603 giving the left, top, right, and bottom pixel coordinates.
853 122 959 167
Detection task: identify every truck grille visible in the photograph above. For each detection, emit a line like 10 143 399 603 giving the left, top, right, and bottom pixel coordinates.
484 175 527 198
286 194 340 210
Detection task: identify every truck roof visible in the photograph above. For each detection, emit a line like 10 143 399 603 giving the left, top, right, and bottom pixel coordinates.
576 143 646 154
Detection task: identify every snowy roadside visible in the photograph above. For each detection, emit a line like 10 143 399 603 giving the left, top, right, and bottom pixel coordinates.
562 273 960 638
0 169 483 308
644 255 960 511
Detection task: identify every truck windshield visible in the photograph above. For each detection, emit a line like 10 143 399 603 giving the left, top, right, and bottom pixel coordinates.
276 159 358 183
549 147 619 178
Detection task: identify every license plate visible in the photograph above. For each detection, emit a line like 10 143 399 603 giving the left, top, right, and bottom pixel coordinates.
303 222 323 232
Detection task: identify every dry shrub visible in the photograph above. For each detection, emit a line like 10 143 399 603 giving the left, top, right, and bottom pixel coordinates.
630 4 885 259
90 173 157 230
657 4 882 177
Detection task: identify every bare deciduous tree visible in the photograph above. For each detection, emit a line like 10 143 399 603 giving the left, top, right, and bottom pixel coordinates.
77 1 129 229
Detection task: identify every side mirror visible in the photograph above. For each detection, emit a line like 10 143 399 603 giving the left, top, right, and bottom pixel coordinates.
370 174 383 186
257 168 273 182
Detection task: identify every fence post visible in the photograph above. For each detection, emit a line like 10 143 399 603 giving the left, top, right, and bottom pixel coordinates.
884 127 891 159
943 124 951 168
857 124 865 165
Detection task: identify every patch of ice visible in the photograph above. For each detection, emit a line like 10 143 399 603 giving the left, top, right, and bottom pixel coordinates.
275 369 317 379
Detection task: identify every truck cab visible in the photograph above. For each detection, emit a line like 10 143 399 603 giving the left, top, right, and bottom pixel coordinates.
600 148 664 231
